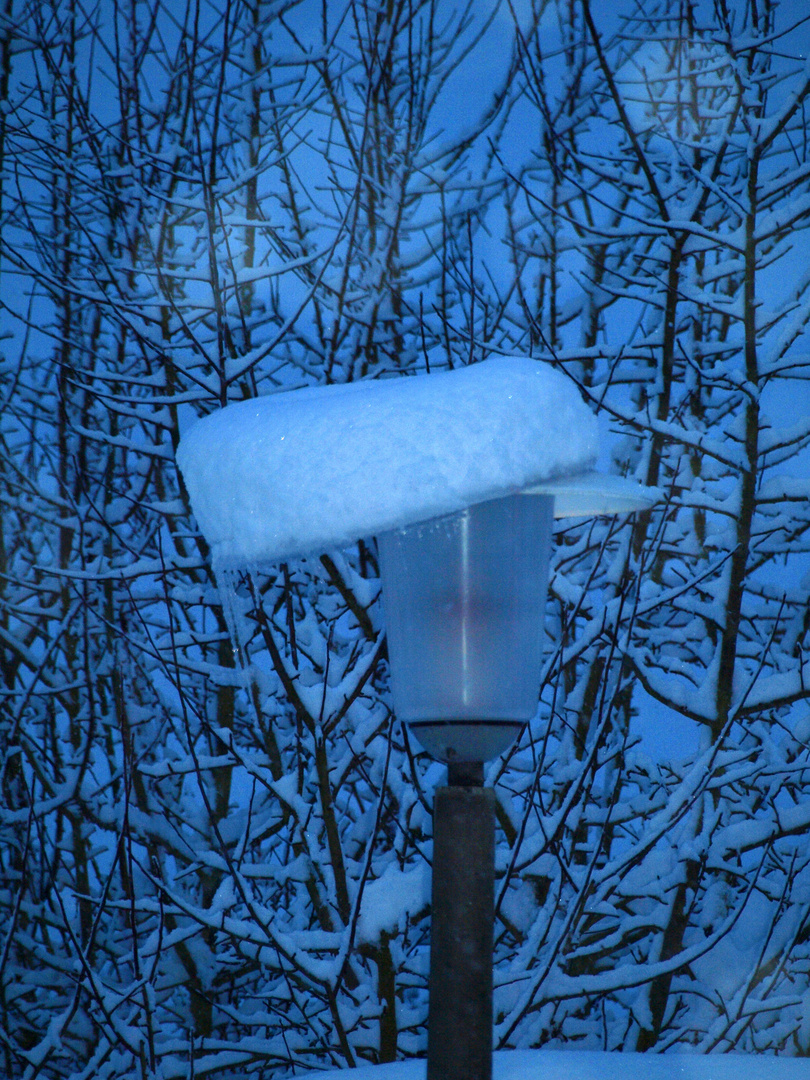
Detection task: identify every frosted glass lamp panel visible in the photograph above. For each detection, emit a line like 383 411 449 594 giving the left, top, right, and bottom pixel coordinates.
378 494 553 762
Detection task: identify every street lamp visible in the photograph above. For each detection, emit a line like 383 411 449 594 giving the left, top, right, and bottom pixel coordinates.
176 356 655 1080
378 492 554 766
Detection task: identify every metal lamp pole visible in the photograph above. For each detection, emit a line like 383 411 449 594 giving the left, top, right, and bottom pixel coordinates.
427 760 495 1080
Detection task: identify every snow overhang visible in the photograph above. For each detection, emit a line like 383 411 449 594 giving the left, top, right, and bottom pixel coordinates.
176 356 655 568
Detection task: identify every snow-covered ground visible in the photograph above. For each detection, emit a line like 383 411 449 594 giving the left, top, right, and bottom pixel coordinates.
310 1049 809 1079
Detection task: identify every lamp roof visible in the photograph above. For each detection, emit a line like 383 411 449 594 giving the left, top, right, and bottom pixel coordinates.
177 357 651 568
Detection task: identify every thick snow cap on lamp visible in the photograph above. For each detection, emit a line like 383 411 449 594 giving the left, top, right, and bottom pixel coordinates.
177 357 656 764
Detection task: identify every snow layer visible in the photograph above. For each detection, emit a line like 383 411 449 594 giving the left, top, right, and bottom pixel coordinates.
356 863 428 944
176 358 598 568
309 1050 810 1080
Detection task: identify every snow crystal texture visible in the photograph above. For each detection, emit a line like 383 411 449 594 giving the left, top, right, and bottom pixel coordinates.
176 357 597 567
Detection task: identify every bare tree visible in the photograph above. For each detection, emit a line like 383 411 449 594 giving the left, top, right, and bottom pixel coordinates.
486 0 810 1054
2 0 810 1076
